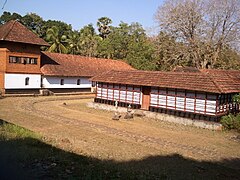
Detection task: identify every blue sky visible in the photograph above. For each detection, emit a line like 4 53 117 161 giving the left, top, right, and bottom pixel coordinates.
1 0 163 33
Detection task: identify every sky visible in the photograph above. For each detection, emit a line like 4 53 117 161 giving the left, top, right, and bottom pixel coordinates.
1 0 164 34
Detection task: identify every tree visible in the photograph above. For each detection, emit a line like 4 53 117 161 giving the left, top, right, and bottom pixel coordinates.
97 21 155 70
155 0 240 69
97 17 112 39
46 26 68 54
152 32 187 71
66 31 80 54
126 23 155 70
21 13 44 37
0 11 22 24
78 24 99 57
204 0 240 67
97 22 130 59
215 46 240 69
155 0 205 68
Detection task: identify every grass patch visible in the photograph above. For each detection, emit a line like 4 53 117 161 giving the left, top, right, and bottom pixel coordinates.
0 122 39 140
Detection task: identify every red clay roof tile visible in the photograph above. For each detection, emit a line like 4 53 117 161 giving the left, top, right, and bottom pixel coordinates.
91 70 240 94
40 51 135 77
0 20 49 46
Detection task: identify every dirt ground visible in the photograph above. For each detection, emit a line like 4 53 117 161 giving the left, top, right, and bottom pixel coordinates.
0 95 239 169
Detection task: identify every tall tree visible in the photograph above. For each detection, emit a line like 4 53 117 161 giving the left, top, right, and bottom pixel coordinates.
0 11 22 24
155 0 205 68
21 13 44 37
97 22 130 59
152 32 187 71
126 23 155 70
46 26 68 54
78 24 99 57
97 22 155 70
204 0 240 67
155 0 240 69
97 17 112 39
66 31 80 55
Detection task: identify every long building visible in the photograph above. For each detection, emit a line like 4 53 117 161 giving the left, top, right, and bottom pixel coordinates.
0 20 134 95
91 69 240 120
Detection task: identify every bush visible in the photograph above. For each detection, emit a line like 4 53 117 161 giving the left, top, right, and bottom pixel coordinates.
233 93 240 104
234 114 240 130
221 114 240 132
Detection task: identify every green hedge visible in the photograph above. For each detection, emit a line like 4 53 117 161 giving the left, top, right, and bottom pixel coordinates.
221 114 240 132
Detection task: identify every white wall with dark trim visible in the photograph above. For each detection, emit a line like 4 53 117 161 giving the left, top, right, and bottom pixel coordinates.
42 76 92 89
4 73 41 89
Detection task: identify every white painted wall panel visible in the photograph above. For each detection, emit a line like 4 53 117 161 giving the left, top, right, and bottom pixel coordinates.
96 85 141 105
159 100 166 105
186 98 195 103
167 96 175 101
151 99 158 104
150 89 218 115
5 73 41 89
176 97 185 102
159 95 166 99
196 99 205 104
42 76 91 89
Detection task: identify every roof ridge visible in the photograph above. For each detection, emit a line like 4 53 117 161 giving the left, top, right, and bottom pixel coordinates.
204 72 223 93
2 20 16 40
41 51 130 63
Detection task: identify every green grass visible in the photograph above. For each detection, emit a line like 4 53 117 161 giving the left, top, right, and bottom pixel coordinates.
0 121 240 180
0 122 39 140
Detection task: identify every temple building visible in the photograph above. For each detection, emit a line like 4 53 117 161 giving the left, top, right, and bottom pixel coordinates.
0 20 133 95
91 69 240 120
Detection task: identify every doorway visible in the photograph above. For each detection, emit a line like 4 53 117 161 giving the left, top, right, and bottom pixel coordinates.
141 86 151 110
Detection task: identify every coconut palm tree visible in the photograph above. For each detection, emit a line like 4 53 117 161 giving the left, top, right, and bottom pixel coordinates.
46 26 68 53
67 31 80 54
78 24 100 57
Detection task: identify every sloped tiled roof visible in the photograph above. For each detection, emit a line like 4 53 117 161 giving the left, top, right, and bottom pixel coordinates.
91 70 240 94
200 69 240 93
40 52 135 77
0 20 49 46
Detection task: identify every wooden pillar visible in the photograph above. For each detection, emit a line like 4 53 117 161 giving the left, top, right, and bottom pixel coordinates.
100 82 103 99
106 83 109 100
174 88 177 110
166 88 168 109
184 90 186 112
204 93 207 115
215 94 219 115
194 91 196 114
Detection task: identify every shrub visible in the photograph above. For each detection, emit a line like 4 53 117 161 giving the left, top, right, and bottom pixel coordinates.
221 114 235 130
220 114 240 132
233 93 240 104
234 114 240 130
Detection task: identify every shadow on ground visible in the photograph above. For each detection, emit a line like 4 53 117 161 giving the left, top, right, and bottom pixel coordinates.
0 119 240 180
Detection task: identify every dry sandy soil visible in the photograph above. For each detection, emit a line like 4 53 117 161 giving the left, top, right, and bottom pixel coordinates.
0 95 239 172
